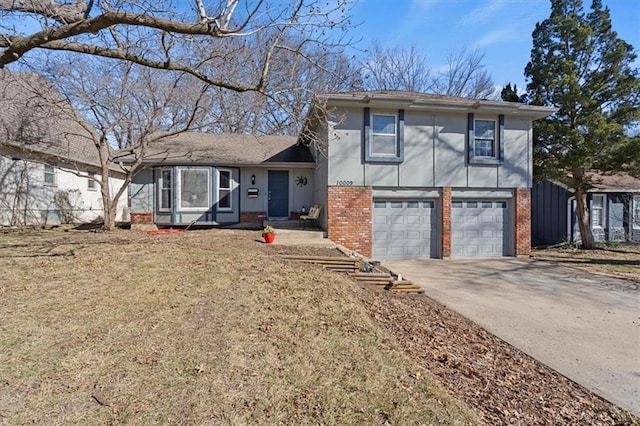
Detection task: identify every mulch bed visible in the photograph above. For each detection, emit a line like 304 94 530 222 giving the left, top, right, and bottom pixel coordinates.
353 287 637 425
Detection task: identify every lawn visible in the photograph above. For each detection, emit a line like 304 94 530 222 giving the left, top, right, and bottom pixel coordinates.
0 229 476 425
1 228 637 425
532 242 640 284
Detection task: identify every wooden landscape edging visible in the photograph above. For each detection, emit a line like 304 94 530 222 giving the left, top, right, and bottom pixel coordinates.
282 251 424 295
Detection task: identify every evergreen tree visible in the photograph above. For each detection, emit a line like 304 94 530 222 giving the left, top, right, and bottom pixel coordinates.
500 83 526 103
525 0 640 249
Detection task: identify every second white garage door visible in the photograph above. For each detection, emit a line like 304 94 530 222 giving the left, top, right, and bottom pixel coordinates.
373 199 437 259
451 200 510 257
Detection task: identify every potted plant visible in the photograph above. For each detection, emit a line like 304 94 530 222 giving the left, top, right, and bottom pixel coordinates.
262 225 276 244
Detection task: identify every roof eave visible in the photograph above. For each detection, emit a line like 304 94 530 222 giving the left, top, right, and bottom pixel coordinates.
321 94 556 118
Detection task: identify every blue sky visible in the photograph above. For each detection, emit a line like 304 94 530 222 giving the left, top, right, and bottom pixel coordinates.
347 0 639 92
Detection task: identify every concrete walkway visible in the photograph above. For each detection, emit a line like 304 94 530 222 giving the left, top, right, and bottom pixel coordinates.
383 258 640 416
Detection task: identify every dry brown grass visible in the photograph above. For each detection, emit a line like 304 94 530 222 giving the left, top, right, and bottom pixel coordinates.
0 228 478 425
532 243 640 284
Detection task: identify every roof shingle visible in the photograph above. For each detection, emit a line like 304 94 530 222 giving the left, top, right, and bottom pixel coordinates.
126 133 312 165
0 71 106 169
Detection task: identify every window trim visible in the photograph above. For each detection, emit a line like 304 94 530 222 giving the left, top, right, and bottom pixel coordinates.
591 194 606 229
217 168 233 211
176 166 210 211
467 113 504 165
87 173 97 191
44 164 56 186
633 195 640 230
158 168 172 212
364 108 404 163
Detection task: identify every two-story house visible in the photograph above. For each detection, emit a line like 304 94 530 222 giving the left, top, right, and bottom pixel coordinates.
127 91 555 258
306 91 556 258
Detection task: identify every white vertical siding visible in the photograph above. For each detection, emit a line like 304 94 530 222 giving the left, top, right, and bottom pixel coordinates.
0 154 126 226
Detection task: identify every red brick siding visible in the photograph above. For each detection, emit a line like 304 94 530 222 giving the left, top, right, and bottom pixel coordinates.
131 212 153 224
441 187 452 258
240 211 266 223
515 188 532 256
327 186 372 257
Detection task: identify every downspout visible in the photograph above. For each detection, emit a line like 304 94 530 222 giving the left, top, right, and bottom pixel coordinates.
567 195 575 242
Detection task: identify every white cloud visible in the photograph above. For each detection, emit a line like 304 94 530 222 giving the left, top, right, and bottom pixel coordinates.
459 0 511 26
473 24 527 48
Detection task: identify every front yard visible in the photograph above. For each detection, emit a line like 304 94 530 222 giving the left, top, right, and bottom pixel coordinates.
0 228 637 424
0 229 474 424
532 242 640 284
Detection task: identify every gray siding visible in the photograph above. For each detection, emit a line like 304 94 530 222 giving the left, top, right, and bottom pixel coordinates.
314 121 329 229
327 108 532 189
532 181 571 246
130 168 154 212
608 195 626 241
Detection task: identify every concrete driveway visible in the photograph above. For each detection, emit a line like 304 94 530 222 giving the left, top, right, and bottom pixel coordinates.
383 258 640 416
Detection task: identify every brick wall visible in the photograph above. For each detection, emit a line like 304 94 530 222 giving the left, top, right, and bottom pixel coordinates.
515 188 532 256
441 187 452 258
240 211 266 223
327 186 372 257
130 212 153 224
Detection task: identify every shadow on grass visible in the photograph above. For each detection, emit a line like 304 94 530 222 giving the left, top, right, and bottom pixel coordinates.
537 257 640 266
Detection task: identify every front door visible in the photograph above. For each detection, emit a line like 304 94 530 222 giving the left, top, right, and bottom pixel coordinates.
268 170 289 218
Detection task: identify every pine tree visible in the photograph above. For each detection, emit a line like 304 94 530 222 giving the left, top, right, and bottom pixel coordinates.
525 0 640 249
500 83 526 103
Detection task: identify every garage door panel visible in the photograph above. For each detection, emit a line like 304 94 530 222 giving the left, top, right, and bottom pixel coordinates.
373 199 436 259
373 216 388 225
406 231 421 240
452 199 510 257
406 215 421 225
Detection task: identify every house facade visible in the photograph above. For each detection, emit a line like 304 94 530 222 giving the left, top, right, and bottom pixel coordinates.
308 92 556 258
128 133 315 227
128 91 555 259
0 71 127 226
532 175 640 246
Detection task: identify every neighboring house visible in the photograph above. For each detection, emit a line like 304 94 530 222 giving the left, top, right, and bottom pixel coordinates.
128 133 315 227
0 71 127 226
532 174 640 246
129 90 556 259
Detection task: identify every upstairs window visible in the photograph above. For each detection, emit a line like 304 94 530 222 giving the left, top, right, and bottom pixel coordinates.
43 164 56 186
364 108 404 163
371 113 397 156
468 113 503 164
474 119 496 157
218 169 232 210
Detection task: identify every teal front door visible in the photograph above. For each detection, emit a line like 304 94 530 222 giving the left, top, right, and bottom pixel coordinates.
268 170 289 218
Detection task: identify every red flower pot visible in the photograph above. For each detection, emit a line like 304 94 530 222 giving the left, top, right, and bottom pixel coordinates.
263 233 275 244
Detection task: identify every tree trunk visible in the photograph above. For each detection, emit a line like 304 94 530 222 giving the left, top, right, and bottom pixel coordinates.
575 187 596 249
100 175 115 231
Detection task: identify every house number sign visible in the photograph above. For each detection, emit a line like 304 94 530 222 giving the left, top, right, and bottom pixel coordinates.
336 180 354 186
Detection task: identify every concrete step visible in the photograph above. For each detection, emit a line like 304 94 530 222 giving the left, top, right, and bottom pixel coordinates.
272 228 326 240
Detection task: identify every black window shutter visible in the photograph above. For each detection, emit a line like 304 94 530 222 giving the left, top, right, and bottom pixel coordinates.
498 114 504 161
364 107 370 162
467 113 474 162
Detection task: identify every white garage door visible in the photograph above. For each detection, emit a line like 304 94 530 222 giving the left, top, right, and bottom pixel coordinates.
373 199 437 259
451 200 510 257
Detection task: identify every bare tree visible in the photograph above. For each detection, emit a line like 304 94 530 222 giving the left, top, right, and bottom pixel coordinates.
432 48 495 99
361 43 496 99
202 35 360 136
46 58 215 230
0 0 354 97
361 42 431 92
